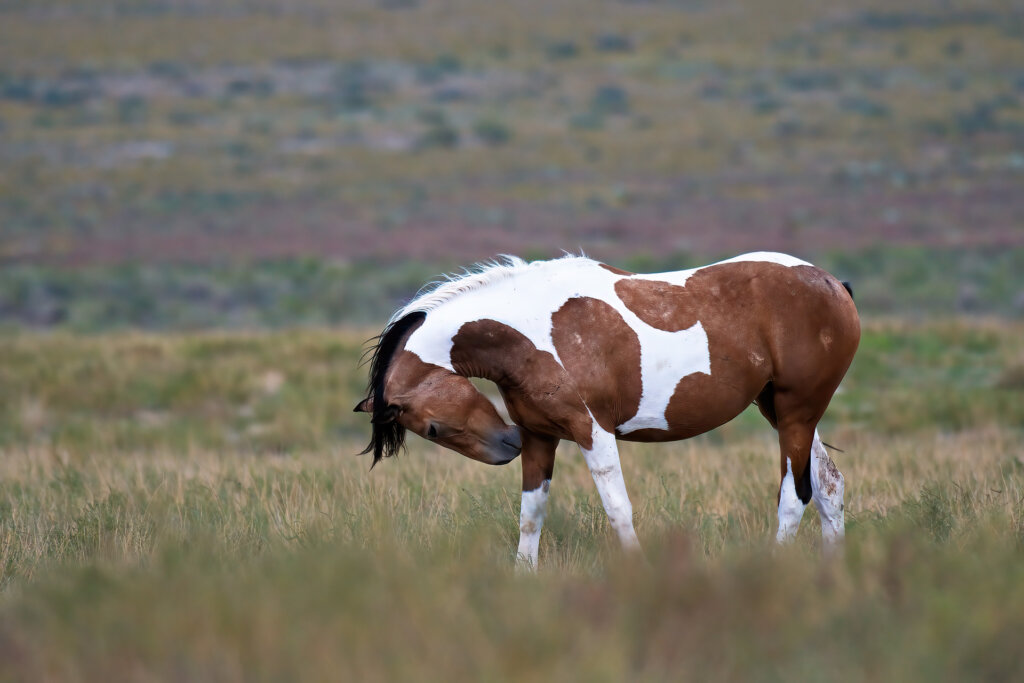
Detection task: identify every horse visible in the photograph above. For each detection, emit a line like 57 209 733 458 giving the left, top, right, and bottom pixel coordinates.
355 252 860 568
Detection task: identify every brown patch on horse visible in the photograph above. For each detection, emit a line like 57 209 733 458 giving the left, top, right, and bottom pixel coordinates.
551 297 642 434
450 320 595 448
598 262 634 276
614 278 698 332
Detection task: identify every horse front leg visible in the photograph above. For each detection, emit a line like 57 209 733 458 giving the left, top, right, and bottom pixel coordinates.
516 430 558 570
581 425 642 554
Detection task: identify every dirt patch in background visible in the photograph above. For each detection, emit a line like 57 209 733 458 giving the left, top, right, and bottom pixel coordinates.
10 172 1022 267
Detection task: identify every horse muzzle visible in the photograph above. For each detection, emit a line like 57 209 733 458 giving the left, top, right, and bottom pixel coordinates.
486 426 523 465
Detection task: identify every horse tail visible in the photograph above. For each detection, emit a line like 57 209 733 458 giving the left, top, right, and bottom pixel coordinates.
841 281 854 299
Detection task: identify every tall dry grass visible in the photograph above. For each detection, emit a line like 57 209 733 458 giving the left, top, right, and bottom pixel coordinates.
0 321 1022 680
0 428 1021 681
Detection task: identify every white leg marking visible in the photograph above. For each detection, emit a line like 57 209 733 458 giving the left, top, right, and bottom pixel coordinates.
776 457 807 543
810 431 845 547
582 425 641 553
516 480 550 571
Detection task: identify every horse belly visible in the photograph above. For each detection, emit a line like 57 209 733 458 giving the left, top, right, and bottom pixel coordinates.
615 364 766 442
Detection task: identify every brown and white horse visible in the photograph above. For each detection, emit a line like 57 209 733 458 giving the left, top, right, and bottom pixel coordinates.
355 252 860 568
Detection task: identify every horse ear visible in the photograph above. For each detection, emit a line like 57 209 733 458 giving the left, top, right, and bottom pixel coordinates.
370 404 400 425
354 397 374 413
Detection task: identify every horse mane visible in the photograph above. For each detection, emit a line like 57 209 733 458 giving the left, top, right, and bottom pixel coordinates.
359 310 427 467
391 255 531 321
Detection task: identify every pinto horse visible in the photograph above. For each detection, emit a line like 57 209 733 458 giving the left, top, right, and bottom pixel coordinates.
355 252 860 567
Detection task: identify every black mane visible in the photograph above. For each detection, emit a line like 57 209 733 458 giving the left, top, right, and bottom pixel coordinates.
358 311 427 467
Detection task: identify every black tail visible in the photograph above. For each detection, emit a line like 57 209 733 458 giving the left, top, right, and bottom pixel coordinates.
841 281 854 299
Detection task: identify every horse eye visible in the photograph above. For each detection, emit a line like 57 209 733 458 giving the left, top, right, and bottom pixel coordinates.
427 424 438 439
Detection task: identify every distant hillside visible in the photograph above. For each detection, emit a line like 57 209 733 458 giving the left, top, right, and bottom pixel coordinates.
2 0 1023 267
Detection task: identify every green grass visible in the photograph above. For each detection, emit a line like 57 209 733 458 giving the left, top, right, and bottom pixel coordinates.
0 321 1023 678
1 320 1022 454
2 245 1024 334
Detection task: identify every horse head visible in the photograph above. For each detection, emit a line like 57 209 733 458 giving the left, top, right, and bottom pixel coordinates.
354 312 521 467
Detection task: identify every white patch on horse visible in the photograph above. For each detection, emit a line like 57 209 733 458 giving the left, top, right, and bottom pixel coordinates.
615 322 708 433
629 251 811 289
516 480 551 570
776 457 807 543
716 251 812 268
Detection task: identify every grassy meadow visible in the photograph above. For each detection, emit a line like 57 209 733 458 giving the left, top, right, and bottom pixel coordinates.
1 321 1023 681
2 0 1024 679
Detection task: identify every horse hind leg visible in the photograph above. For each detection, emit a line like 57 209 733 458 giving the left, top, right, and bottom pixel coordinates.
758 384 814 542
769 386 846 547
810 430 845 548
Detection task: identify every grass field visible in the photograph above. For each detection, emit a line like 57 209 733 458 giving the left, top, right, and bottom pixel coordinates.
2 0 1023 678
1 321 1023 680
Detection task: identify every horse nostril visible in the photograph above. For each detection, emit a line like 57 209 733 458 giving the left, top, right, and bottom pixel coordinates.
427 424 437 439
502 428 523 452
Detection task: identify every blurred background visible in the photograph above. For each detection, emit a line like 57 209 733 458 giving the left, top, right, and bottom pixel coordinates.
2 0 1023 330
3 0 1024 454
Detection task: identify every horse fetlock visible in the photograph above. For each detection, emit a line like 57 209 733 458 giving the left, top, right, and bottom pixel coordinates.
822 516 845 539
776 509 805 543
602 504 638 546
615 524 642 550
515 551 539 572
